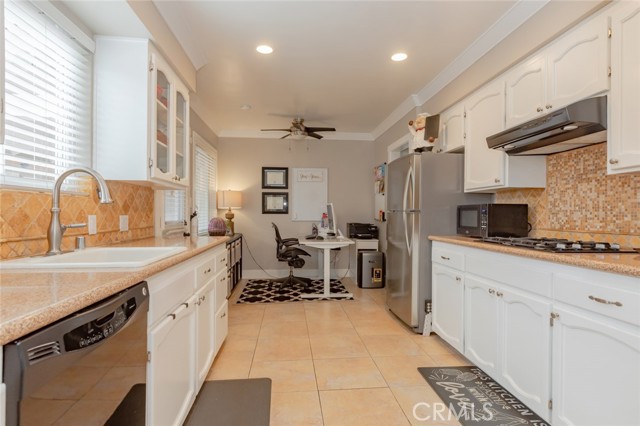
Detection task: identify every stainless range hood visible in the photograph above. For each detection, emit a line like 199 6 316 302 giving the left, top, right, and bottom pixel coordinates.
487 96 607 155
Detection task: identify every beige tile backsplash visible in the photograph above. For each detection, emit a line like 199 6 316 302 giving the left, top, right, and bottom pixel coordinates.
496 143 640 248
0 181 154 259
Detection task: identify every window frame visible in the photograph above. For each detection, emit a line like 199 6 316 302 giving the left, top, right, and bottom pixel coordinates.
192 131 218 236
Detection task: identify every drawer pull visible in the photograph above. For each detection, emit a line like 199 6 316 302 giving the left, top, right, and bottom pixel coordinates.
589 295 623 307
169 313 176 320
440 255 450 260
496 291 503 297
182 302 189 308
204 268 211 274
455 276 461 282
488 289 495 295
221 312 226 318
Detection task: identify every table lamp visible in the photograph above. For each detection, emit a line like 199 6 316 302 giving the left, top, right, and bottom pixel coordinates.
217 190 242 234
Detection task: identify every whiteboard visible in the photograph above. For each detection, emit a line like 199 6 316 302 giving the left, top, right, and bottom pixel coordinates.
291 168 328 221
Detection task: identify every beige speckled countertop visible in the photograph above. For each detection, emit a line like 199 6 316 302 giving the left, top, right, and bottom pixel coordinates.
429 235 640 278
0 236 230 345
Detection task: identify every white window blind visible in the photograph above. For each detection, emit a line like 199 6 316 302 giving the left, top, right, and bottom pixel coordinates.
2 0 92 191
193 136 217 235
164 190 186 227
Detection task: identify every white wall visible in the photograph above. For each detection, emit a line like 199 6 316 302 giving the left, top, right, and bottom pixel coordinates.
218 137 374 278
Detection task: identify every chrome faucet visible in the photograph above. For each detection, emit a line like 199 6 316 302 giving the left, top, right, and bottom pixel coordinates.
46 167 113 256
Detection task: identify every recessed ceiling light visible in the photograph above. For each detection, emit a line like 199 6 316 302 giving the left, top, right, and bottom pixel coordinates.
391 52 408 62
256 45 273 54
240 104 252 111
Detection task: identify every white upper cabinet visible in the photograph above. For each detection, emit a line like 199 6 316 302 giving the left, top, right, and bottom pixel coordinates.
608 1 640 174
435 103 465 153
94 37 190 188
505 13 609 128
546 13 609 109
464 79 507 191
504 54 547 127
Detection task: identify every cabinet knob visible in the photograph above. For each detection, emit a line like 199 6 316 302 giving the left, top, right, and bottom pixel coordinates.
455 276 462 282
609 158 619 165
545 104 552 109
488 289 495 295
536 107 543 112
494 178 501 183
496 291 503 297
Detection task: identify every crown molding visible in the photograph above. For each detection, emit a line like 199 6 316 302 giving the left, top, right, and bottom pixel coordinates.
372 0 549 141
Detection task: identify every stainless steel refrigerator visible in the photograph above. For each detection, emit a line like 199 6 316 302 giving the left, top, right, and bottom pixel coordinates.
385 152 491 332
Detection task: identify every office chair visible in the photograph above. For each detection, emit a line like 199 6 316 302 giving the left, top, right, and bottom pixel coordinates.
270 223 312 290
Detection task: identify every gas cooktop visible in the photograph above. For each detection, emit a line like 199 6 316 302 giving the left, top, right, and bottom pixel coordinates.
481 237 638 254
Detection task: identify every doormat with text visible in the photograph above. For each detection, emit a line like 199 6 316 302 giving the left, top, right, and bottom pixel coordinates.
236 278 353 303
418 367 549 426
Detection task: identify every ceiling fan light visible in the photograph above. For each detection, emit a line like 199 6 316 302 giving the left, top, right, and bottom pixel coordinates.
256 45 273 54
291 133 306 140
391 52 408 62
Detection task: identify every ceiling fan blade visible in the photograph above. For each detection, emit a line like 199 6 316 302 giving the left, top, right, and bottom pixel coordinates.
261 128 291 132
305 127 336 133
307 132 323 139
280 134 291 139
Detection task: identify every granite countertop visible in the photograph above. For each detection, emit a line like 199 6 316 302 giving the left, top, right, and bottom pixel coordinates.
0 236 230 345
429 235 640 278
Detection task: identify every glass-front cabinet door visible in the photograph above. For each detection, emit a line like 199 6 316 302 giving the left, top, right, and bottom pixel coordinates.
150 50 189 187
175 90 188 183
154 69 171 179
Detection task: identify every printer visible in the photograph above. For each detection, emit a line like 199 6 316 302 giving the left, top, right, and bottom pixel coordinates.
347 223 379 239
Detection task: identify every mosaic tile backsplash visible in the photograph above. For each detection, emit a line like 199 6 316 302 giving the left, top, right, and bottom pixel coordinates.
496 144 640 248
0 181 154 259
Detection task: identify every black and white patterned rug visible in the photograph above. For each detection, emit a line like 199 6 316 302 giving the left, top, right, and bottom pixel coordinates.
236 278 353 304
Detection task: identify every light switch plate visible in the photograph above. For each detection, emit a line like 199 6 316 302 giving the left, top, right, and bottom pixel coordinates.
119 215 129 232
88 215 97 235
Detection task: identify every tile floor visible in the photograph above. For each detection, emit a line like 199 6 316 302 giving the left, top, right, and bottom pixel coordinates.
205 278 472 426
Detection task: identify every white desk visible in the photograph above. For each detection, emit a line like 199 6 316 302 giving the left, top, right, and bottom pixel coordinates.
299 237 355 299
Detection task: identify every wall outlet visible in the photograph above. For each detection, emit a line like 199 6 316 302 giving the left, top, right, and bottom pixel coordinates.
88 215 97 235
119 215 129 232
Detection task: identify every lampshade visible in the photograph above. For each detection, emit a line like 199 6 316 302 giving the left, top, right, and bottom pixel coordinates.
217 190 242 209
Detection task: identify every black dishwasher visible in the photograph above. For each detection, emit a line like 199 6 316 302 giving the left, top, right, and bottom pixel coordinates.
3 281 149 426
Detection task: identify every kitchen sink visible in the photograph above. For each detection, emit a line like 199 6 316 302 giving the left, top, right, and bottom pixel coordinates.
0 246 187 269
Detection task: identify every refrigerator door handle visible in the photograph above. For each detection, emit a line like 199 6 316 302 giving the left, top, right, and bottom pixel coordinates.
403 168 414 255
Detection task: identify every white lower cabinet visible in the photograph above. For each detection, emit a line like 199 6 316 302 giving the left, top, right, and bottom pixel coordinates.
498 287 551 419
464 275 551 419
214 269 229 354
551 306 640 426
432 263 465 352
148 295 197 426
214 301 229 354
432 241 640 425
464 275 499 377
195 281 216 389
147 244 227 426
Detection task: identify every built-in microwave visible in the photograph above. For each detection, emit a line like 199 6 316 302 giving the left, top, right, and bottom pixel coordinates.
457 203 529 238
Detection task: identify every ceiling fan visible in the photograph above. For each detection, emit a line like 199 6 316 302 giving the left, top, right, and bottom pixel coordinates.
261 117 336 140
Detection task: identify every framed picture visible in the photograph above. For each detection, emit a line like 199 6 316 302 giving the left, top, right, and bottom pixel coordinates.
262 192 289 214
262 167 288 189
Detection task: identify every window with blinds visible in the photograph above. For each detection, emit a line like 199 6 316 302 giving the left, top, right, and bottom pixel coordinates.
164 189 186 227
2 0 92 191
193 136 217 235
